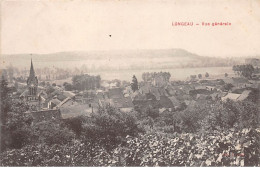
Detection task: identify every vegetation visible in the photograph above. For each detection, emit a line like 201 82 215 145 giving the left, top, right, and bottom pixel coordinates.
131 75 138 92
142 72 171 82
1 74 260 167
72 74 101 91
233 64 255 79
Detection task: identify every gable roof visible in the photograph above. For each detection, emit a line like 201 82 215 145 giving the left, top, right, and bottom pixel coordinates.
158 96 173 108
49 98 61 105
108 88 124 99
221 93 241 101
237 90 251 101
168 96 180 107
55 97 72 108
110 97 134 109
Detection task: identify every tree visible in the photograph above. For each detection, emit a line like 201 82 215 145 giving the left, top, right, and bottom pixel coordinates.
64 83 73 91
0 77 11 152
0 77 11 125
72 74 101 91
225 73 228 77
190 75 197 80
205 72 209 78
39 81 45 87
131 75 138 92
46 86 55 94
221 83 234 91
81 109 143 151
232 64 254 79
144 106 159 119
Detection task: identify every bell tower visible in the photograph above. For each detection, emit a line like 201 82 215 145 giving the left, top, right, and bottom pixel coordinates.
27 57 38 101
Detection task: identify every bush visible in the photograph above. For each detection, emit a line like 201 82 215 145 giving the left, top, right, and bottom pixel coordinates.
81 110 144 151
32 120 75 146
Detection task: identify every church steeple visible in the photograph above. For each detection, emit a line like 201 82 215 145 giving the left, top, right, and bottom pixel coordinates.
29 58 35 79
27 56 38 97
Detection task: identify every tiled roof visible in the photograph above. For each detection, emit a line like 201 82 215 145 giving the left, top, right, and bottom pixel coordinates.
49 98 61 105
237 90 251 101
221 93 241 101
158 96 173 108
110 97 134 108
168 96 180 107
108 88 124 99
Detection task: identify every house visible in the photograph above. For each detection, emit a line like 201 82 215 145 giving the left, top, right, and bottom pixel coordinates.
74 90 96 104
221 93 241 101
109 97 134 112
108 88 124 99
96 90 105 100
48 98 61 109
158 96 174 113
206 86 216 91
180 85 195 95
165 85 180 96
195 86 207 90
168 96 181 108
140 84 169 100
54 86 64 92
152 75 168 87
237 90 251 101
55 97 72 109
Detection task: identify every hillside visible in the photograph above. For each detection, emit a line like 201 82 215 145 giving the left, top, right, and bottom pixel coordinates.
1 49 241 69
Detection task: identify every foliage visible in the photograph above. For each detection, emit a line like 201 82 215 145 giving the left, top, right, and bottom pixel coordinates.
144 106 159 119
80 109 144 151
72 74 101 91
62 116 86 137
121 128 260 166
46 86 55 95
0 141 111 166
233 64 254 79
221 83 234 91
2 100 31 150
225 73 228 77
31 120 75 146
2 128 259 166
131 75 138 92
142 72 171 82
0 77 11 124
190 75 197 80
63 82 73 91
201 99 259 131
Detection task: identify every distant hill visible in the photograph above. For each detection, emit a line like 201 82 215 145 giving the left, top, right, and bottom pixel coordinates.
1 49 243 70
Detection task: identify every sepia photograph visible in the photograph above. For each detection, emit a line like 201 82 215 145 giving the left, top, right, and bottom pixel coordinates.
0 0 260 167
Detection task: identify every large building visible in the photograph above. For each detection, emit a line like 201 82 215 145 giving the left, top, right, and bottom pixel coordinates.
27 59 39 101
20 59 41 110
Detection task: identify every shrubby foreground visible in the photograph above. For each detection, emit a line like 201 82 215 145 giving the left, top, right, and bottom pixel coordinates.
0 78 260 166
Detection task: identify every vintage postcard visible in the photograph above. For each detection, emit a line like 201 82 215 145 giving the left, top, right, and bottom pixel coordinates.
0 0 259 167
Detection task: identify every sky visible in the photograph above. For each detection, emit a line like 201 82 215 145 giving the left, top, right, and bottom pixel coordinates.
1 0 260 57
